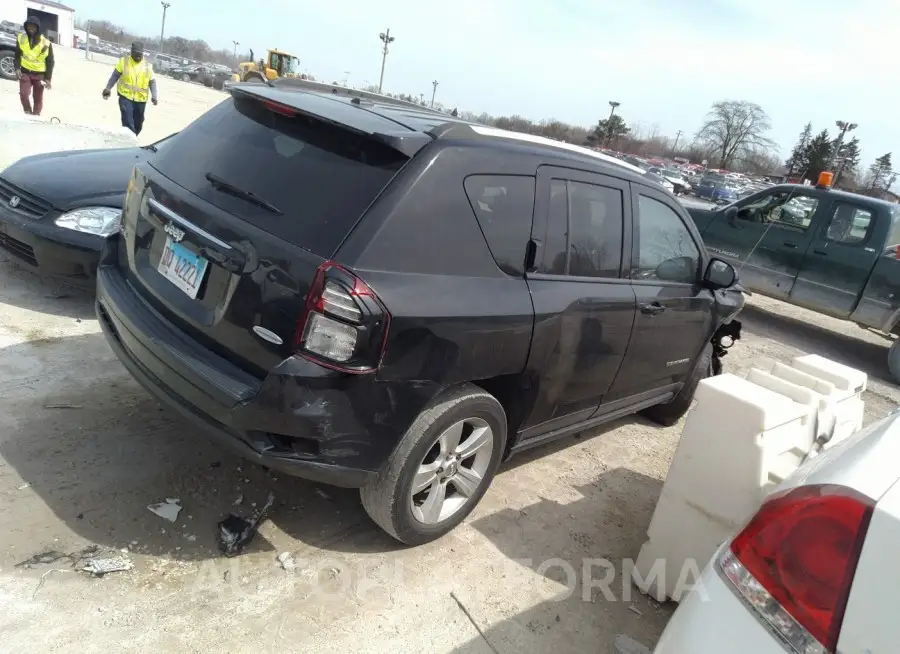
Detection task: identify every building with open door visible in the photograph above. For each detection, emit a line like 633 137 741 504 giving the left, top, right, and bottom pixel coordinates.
0 0 74 46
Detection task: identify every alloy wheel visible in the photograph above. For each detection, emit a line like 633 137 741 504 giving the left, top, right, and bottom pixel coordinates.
409 417 494 525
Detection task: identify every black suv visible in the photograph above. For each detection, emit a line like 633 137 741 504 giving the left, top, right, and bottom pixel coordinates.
96 84 744 544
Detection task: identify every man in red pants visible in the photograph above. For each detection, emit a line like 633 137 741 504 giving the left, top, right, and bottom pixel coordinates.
14 16 54 116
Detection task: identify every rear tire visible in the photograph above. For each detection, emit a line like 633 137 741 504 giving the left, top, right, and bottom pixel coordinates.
642 343 713 427
888 338 900 384
360 384 507 545
181 73 191 82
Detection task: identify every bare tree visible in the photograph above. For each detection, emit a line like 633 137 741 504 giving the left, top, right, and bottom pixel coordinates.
695 100 776 169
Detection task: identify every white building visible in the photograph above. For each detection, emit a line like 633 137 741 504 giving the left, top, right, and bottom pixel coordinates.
0 0 75 47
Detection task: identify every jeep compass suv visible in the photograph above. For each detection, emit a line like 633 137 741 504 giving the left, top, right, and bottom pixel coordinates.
96 83 744 544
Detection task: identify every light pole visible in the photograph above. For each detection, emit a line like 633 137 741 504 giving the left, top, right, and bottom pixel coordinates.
232 40 239 63
377 28 395 94
672 129 684 154
431 80 438 108
159 2 171 55
606 100 620 146
829 120 857 171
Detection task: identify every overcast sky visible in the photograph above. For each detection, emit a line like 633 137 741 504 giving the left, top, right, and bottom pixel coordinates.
74 0 897 167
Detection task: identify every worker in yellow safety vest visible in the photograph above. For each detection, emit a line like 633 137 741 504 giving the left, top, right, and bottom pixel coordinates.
14 16 55 116
101 42 159 136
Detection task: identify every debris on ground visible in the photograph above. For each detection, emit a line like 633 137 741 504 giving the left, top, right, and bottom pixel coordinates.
628 605 644 616
233 494 243 506
315 489 332 501
613 634 653 654
82 555 134 577
44 403 84 409
147 498 182 523
277 552 296 571
16 545 99 570
217 492 275 556
17 483 30 490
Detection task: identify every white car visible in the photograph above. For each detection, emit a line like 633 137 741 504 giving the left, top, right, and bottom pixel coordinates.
655 408 900 654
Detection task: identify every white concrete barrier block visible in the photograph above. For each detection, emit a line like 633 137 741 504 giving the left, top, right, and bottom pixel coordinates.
633 354 868 604
792 354 867 395
0 113 137 172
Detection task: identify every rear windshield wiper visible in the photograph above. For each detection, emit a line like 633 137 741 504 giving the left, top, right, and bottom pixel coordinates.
204 172 283 215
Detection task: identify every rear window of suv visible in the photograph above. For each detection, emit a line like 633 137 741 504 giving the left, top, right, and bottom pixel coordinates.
150 93 408 256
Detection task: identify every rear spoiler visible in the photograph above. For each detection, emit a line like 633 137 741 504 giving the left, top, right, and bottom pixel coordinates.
230 84 435 158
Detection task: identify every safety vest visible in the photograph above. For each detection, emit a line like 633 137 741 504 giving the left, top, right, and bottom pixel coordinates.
117 56 152 103
17 33 50 73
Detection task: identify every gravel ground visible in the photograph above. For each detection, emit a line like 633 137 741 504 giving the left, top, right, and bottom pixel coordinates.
1 46 898 654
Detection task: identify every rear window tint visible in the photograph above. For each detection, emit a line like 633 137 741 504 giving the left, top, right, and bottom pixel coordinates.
150 94 408 256
464 175 535 276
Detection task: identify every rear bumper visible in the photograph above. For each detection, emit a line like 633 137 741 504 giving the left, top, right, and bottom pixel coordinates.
96 265 380 488
654 548 781 653
0 206 101 288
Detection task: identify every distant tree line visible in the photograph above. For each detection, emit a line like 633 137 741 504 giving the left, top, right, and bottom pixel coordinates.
76 19 239 67
784 121 891 194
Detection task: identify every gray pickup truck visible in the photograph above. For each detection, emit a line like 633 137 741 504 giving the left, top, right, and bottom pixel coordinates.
687 182 900 381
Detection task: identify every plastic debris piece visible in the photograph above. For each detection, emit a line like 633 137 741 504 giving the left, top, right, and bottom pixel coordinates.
217 492 275 557
148 498 182 523
17 483 30 490
628 605 643 616
82 556 134 577
233 494 243 506
315 489 331 500
614 634 652 654
277 552 296 571
44 403 84 409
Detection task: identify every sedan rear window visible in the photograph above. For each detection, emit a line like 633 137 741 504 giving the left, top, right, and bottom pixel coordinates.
150 93 408 256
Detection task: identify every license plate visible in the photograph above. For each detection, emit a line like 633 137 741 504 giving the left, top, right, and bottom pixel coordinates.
157 237 208 299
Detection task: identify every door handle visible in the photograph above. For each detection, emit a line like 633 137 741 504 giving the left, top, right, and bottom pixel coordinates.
813 249 827 256
640 302 666 315
783 241 798 249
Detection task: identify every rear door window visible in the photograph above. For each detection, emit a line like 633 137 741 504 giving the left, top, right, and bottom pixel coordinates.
566 180 623 278
150 94 408 256
464 175 535 276
826 203 873 245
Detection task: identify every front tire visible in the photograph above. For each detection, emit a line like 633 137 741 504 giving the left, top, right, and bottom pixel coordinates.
360 384 507 545
642 343 713 427
181 73 191 82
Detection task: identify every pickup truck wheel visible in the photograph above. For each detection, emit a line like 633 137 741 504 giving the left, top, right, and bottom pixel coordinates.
641 343 713 427
360 384 507 545
888 339 900 384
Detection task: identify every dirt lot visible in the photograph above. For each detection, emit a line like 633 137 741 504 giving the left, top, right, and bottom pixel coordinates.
1 46 899 654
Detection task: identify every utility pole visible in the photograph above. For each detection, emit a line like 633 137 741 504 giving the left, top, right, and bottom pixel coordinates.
828 120 858 172
232 40 239 63
605 100 620 146
672 129 684 153
84 19 91 59
431 80 438 108
159 2 171 55
377 28 395 94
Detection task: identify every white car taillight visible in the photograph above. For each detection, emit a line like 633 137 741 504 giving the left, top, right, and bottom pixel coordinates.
295 261 391 373
717 484 875 654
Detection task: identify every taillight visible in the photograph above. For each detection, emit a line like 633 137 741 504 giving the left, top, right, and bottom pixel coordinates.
718 484 874 653
295 261 390 373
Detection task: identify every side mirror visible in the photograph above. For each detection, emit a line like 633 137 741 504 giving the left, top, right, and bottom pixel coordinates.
723 206 738 225
655 256 695 283
704 258 737 289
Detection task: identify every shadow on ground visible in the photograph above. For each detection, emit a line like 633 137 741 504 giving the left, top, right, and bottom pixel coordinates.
740 303 894 384
0 259 96 321
0 330 404 566
448 468 669 653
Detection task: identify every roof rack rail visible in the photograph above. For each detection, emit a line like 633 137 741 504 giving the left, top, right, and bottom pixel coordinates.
269 77 449 116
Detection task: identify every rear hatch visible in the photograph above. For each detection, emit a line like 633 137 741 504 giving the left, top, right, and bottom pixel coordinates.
117 89 411 377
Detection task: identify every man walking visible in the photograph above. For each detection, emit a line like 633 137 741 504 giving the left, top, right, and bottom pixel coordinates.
14 16 54 116
101 42 158 136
